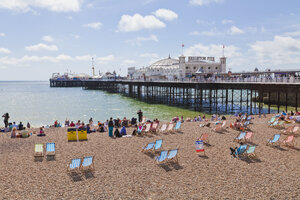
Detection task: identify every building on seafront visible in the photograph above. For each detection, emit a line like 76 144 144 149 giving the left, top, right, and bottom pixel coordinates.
127 54 227 81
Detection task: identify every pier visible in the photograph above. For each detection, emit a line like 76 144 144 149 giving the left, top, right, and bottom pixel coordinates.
73 79 300 114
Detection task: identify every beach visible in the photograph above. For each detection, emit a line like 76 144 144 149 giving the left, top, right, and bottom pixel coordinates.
0 114 299 199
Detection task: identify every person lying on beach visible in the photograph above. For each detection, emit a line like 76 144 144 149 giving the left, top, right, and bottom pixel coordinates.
37 127 46 137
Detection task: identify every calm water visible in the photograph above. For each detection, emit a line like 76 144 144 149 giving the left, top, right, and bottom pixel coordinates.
0 81 203 127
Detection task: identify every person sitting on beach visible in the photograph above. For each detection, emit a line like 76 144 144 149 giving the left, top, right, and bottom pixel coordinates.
69 121 75 127
65 119 70 127
98 123 105 132
37 127 46 137
27 122 31 129
180 116 184 123
11 127 17 138
186 117 191 122
12 122 18 129
221 116 226 120
89 117 93 125
131 117 137 126
120 126 127 136
114 128 122 137
122 117 128 127
87 124 96 133
78 122 85 129
18 122 24 130
198 115 202 122
54 120 58 127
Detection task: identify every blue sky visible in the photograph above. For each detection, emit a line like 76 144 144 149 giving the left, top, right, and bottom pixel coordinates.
0 0 300 80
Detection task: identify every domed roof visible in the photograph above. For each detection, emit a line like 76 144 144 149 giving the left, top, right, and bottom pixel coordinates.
149 57 179 69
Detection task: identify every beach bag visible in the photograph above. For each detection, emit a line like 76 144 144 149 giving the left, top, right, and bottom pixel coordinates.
195 140 205 152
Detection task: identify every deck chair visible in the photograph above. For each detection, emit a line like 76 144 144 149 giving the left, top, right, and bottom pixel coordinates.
154 139 163 152
34 144 43 157
159 124 167 133
234 132 246 142
144 123 151 133
67 158 81 172
141 142 155 152
245 146 257 159
199 133 209 143
167 149 178 163
281 135 295 147
46 143 55 158
266 134 281 146
274 121 285 129
166 123 174 132
244 132 254 142
269 120 278 127
282 126 294 135
268 117 276 124
80 156 95 171
155 150 168 163
234 144 247 159
174 121 181 132
151 122 159 133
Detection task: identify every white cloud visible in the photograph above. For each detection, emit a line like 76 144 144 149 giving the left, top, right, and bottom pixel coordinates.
42 35 54 42
221 19 233 24
123 59 136 65
70 34 80 39
229 26 244 35
185 43 240 58
0 48 11 54
283 30 300 37
0 0 81 12
126 34 158 46
118 14 165 32
189 31 200 36
190 0 224 6
249 35 300 66
153 9 178 21
84 22 102 30
25 43 58 51
97 54 115 64
0 33 5 37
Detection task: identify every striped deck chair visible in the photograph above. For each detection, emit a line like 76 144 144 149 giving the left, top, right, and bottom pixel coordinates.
67 158 81 172
80 156 95 171
154 139 163 152
167 149 178 163
234 132 246 142
155 150 168 163
281 135 295 147
174 121 181 132
234 144 247 159
34 144 43 157
269 120 278 127
142 142 155 152
244 132 254 142
159 124 167 133
167 123 174 132
266 134 281 146
245 146 257 159
46 143 55 157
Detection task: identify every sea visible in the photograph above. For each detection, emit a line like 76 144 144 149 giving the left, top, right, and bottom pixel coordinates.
0 81 203 127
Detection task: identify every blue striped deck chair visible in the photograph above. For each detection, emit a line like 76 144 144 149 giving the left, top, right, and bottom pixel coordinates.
234 144 247 159
154 139 163 152
155 150 168 163
80 156 95 171
269 120 278 127
68 158 81 172
46 143 55 157
142 142 155 152
174 121 181 132
268 117 276 125
167 149 178 163
234 132 246 142
266 134 281 146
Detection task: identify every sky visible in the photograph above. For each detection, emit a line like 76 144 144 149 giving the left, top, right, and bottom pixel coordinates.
1 0 300 80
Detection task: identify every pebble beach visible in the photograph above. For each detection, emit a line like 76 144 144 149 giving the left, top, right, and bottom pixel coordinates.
0 114 299 199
